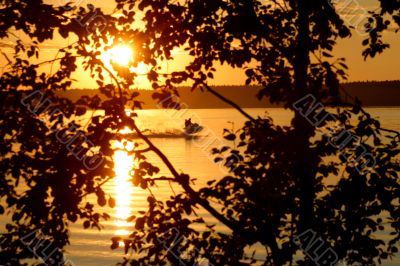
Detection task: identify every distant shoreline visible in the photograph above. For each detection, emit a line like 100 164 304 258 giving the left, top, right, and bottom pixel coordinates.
58 80 400 108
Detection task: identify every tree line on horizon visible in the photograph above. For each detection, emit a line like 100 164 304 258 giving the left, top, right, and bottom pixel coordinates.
59 80 400 108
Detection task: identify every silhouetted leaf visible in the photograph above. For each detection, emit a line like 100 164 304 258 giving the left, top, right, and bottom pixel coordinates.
135 217 145 230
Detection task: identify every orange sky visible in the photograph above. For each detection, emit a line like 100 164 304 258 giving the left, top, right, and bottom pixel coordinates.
1 0 399 89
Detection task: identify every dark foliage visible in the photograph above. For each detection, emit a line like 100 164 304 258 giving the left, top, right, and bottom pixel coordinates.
0 1 399 266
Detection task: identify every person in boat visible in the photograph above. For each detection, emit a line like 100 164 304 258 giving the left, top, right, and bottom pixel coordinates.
184 118 203 134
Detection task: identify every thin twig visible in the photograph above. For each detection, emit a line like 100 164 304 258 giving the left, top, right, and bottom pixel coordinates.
196 81 257 123
134 147 152 153
49 41 79 75
80 175 113 199
168 180 177 196
33 55 80 67
144 176 176 182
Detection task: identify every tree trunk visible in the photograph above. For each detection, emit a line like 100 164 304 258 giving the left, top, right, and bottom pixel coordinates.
292 1 316 235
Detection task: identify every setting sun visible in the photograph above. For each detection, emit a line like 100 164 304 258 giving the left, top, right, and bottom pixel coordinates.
103 44 133 67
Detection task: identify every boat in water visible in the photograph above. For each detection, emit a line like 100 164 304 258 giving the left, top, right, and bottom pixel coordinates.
184 118 204 135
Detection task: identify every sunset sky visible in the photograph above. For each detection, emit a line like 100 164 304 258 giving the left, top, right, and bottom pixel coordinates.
1 0 399 89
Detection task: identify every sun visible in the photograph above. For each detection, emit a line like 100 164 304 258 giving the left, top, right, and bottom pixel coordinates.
103 44 133 67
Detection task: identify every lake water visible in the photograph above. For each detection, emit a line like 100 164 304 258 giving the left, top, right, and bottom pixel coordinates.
5 108 400 265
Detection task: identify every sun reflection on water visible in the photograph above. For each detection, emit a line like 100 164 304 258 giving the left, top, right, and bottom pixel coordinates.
113 141 135 237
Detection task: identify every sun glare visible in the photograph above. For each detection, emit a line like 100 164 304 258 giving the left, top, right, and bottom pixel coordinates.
104 44 133 67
